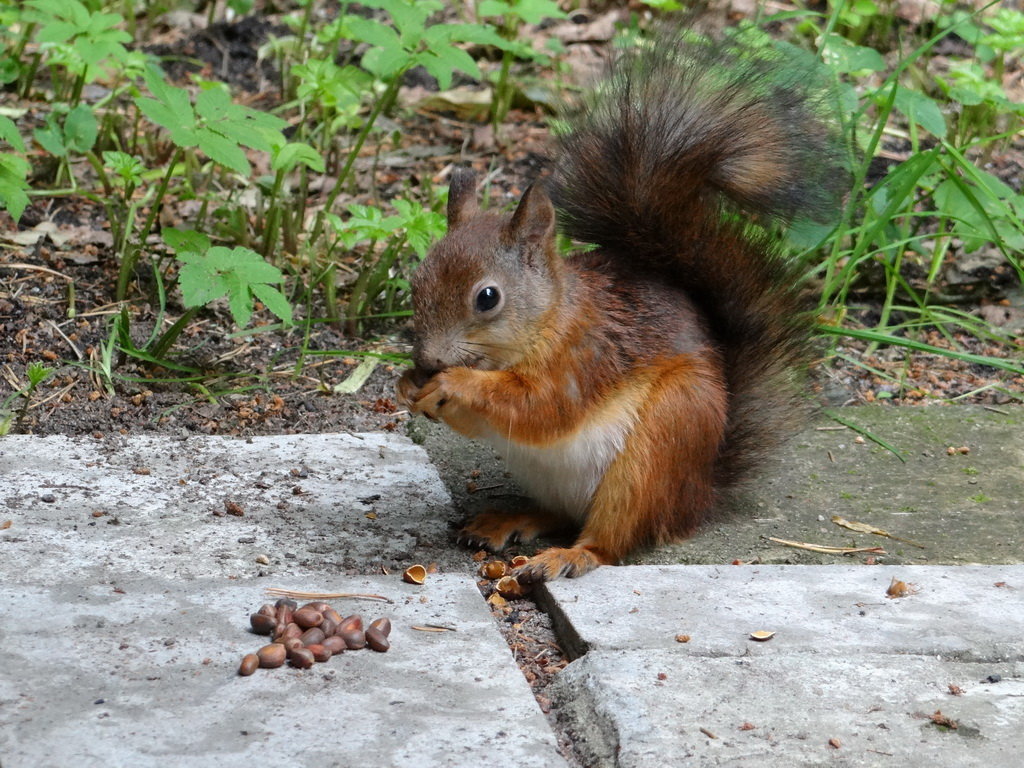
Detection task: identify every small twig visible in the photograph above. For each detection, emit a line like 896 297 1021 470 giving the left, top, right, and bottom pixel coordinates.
30 381 75 411
0 263 73 281
48 320 83 360
699 727 717 739
411 624 457 632
767 537 886 555
265 587 393 603
467 483 505 494
983 406 1010 416
831 515 925 549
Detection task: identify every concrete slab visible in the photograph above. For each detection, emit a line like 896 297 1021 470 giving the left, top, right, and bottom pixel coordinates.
0 432 465 579
552 651 1023 767
0 574 564 767
541 565 1024 767
0 433 565 767
539 564 1024 659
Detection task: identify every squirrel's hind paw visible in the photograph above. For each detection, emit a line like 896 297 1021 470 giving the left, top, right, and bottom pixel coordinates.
458 510 556 551
514 545 612 583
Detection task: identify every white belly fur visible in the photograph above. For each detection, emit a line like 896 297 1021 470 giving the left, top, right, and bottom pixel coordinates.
479 399 638 523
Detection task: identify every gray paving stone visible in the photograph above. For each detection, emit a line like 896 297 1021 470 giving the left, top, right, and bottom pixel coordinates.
0 574 563 768
540 564 1024 659
551 651 1023 767
0 433 565 768
542 565 1024 766
0 432 461 579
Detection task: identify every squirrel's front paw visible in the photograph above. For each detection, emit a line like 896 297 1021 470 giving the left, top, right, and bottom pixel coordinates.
397 367 451 422
400 368 488 437
396 368 433 412
410 373 453 422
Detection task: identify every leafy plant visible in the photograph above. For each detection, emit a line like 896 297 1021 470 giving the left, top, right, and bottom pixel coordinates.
477 0 566 127
115 67 291 301
136 68 288 178
326 198 446 334
33 103 97 185
22 0 132 103
0 362 55 435
800 3 1024 380
308 0 517 243
168 229 294 330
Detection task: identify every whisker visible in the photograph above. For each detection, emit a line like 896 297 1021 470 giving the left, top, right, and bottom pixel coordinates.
461 340 520 353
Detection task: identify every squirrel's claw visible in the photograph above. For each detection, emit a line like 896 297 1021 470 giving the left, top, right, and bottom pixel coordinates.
457 532 499 551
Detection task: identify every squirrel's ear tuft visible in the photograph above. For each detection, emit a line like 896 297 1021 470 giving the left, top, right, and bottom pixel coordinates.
506 183 555 255
447 167 479 228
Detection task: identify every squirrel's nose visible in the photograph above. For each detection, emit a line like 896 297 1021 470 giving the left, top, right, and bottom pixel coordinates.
412 349 444 376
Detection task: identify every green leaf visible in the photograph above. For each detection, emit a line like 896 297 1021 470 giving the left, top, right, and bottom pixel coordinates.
893 87 946 138
0 155 31 221
178 260 229 307
197 128 250 175
478 0 513 16
821 34 885 73
361 43 412 79
418 47 480 90
162 228 212 255
136 97 199 147
346 16 402 49
271 141 326 173
225 272 254 327
34 122 66 157
508 0 567 24
250 283 293 323
64 104 97 153
429 23 513 50
0 115 25 152
103 151 145 184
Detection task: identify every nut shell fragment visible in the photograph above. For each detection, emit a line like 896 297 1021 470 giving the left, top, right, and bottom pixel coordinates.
495 575 525 598
402 564 427 584
749 630 775 642
480 561 508 580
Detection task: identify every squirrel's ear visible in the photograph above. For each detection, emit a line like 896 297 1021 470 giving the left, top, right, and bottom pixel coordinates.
506 182 555 255
447 167 479 228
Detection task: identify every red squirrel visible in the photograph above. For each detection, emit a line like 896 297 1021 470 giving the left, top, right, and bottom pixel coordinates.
396 32 848 582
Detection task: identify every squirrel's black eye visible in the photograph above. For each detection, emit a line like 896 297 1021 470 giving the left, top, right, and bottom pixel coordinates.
475 285 501 313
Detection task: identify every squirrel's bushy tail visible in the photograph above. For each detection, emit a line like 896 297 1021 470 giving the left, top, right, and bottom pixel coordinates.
548 30 850 488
